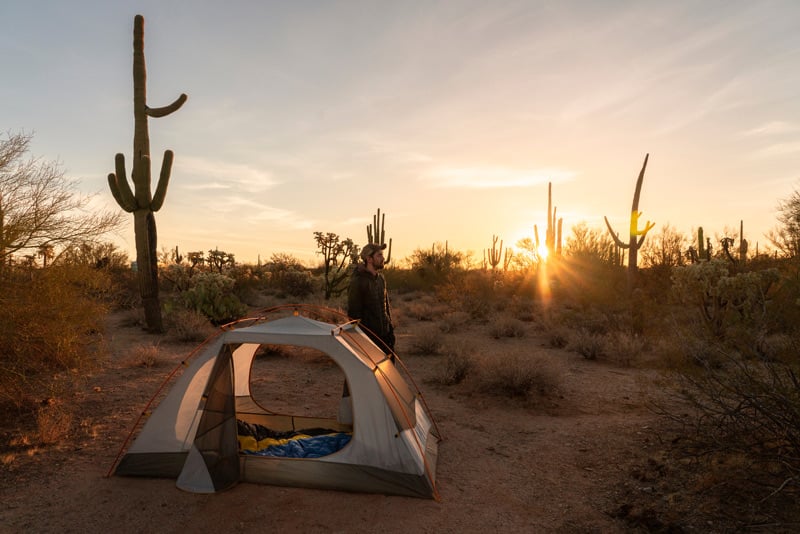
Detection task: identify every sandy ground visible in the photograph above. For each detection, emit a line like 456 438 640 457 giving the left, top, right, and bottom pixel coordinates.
0 310 673 533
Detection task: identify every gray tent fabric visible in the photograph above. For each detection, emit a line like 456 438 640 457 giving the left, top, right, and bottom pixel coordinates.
114 314 440 499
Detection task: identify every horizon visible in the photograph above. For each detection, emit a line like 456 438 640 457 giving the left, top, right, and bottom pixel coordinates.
2 1 799 265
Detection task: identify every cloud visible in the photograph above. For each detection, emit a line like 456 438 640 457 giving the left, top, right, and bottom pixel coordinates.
425 166 576 189
742 121 800 137
179 156 279 193
751 141 800 158
200 195 313 230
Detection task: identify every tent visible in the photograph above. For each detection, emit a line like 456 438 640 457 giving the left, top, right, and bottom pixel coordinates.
111 311 440 499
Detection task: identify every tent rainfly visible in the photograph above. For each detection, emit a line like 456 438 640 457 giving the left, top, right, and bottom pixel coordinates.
112 314 440 499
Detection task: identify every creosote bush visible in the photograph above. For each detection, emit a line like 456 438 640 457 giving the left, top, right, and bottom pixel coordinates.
571 328 606 360
406 324 444 355
474 351 563 399
432 340 475 386
439 311 472 333
164 307 215 343
487 315 527 339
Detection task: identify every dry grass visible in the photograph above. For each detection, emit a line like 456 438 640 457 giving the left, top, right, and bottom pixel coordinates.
36 401 73 445
125 344 165 368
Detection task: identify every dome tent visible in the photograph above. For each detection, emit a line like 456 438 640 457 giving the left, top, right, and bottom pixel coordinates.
111 308 440 499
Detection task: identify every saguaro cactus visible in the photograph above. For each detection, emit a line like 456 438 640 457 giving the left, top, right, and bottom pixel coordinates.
366 208 392 264
107 15 187 332
604 154 655 289
486 234 503 270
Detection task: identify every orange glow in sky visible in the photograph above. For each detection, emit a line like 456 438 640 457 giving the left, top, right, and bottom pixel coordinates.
3 2 799 265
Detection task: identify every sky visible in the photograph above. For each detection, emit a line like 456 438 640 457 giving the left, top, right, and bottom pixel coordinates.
2 0 800 265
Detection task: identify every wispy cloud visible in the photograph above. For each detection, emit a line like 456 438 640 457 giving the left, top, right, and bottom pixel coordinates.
425 166 576 189
743 121 800 137
213 195 313 230
751 141 800 158
179 156 279 193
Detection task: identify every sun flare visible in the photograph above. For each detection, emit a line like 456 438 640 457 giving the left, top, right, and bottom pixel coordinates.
537 244 549 261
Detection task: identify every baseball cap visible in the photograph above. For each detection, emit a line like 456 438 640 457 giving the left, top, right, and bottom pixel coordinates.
360 243 387 261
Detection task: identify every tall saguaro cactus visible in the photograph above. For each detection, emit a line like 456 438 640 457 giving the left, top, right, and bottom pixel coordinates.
108 15 187 332
366 208 392 264
603 154 655 290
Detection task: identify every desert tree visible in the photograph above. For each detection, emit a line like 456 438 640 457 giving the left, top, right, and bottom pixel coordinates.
314 231 358 300
0 131 123 279
639 223 688 269
768 187 800 259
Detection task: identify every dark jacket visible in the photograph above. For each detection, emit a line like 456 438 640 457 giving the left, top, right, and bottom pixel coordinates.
347 264 394 353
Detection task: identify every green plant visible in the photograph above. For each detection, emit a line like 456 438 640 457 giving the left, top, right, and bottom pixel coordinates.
107 15 187 333
671 260 779 342
180 272 248 325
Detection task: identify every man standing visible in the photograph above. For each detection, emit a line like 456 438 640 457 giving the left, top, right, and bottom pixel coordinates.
347 243 395 361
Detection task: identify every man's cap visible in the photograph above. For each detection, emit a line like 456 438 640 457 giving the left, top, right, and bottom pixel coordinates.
360 243 387 261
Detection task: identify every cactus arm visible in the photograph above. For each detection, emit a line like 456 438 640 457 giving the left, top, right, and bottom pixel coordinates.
108 153 137 212
604 216 630 249
629 154 649 214
151 150 174 211
108 173 137 213
146 93 188 118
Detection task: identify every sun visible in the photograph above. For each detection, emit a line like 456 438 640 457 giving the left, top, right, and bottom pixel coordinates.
537 244 549 261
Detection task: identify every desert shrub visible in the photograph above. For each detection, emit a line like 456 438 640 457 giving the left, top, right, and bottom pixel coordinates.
487 315 527 339
275 269 315 298
439 311 472 333
125 344 165 368
433 340 475 385
403 294 447 321
474 351 562 399
161 263 194 292
0 265 108 410
666 348 800 506
571 328 606 360
436 270 495 320
36 400 74 445
164 307 215 343
406 324 444 355
507 295 538 322
180 272 248 325
605 331 648 367
671 260 780 348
